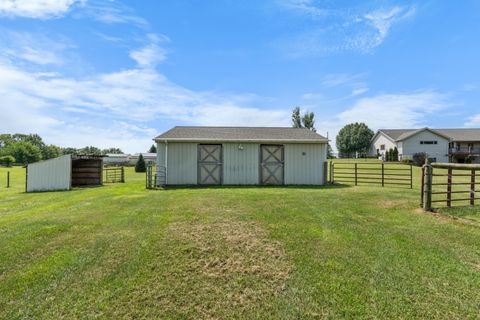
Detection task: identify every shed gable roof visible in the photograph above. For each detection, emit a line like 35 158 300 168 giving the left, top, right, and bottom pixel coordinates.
154 126 328 143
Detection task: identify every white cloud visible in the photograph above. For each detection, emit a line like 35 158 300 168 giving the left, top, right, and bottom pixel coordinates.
465 114 480 127
0 30 70 65
76 0 147 27
276 3 416 56
0 39 289 152
0 0 83 19
129 34 169 68
315 90 451 151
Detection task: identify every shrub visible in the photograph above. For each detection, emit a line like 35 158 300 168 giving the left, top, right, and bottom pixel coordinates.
135 154 146 172
0 155 15 167
412 152 427 166
392 147 399 162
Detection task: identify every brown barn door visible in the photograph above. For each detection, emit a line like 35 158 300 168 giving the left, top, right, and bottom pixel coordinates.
260 145 284 185
198 144 223 185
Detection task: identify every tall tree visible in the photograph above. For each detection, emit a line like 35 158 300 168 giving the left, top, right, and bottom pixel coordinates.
42 145 62 160
292 107 302 128
336 123 374 158
78 146 102 155
148 144 157 153
291 107 316 131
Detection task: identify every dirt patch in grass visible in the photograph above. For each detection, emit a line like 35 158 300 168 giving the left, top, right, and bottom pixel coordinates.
161 219 292 318
378 199 407 209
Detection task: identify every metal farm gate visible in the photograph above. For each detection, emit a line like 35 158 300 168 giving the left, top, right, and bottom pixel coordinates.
103 167 125 183
198 144 223 185
260 145 284 185
330 162 413 188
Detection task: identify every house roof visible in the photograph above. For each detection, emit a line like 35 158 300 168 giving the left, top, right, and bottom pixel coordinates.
435 129 480 142
378 128 456 142
154 126 328 143
132 153 157 157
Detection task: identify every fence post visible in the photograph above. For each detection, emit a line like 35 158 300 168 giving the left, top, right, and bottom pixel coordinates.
7 171 10 188
121 167 125 183
471 169 476 206
447 168 452 208
381 163 384 187
423 164 433 211
354 163 358 186
330 162 334 184
410 164 413 189
421 166 425 206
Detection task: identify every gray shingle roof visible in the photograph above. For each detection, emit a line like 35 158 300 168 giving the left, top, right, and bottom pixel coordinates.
154 126 327 142
435 129 480 142
379 128 480 142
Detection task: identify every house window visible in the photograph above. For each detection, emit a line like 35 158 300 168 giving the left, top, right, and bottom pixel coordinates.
380 144 385 150
420 141 438 145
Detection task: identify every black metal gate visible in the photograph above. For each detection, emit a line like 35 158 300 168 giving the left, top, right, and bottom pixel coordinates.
198 144 223 185
260 145 284 185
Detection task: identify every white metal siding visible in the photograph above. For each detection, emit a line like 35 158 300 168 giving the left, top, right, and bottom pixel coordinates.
26 155 71 192
158 142 197 184
157 142 327 185
284 144 326 185
402 131 449 163
223 143 259 185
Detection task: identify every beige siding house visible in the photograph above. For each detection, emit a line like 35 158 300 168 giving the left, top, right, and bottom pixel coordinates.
371 128 480 163
154 126 328 186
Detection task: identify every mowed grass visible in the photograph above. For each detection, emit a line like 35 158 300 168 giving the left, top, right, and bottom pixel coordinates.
1 165 480 319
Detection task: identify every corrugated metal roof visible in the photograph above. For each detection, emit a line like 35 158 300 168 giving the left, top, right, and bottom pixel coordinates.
154 126 328 142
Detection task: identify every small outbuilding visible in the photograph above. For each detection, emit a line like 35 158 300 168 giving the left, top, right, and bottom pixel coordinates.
26 154 103 192
154 126 328 186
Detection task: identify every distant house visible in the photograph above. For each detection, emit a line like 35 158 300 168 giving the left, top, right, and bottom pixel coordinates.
129 153 157 165
154 126 328 185
103 153 131 165
370 128 480 163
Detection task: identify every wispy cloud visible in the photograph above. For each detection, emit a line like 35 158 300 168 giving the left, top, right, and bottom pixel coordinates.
76 0 148 27
315 90 451 149
0 33 289 152
129 34 169 68
0 0 84 19
276 1 416 56
465 114 480 127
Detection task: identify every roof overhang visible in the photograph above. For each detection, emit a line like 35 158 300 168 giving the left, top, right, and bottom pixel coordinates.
153 138 328 144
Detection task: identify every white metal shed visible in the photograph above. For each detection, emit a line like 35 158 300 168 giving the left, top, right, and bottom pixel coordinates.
154 126 329 186
26 154 104 192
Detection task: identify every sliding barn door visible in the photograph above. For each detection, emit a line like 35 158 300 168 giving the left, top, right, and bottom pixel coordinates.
260 145 284 185
198 144 223 185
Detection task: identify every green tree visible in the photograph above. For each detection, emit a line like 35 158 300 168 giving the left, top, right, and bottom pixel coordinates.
42 145 62 160
292 107 302 128
2 141 42 164
392 147 399 162
336 123 374 158
148 144 157 153
135 154 146 173
78 146 102 155
327 144 335 159
291 107 316 131
62 147 78 155
0 155 15 167
102 148 123 155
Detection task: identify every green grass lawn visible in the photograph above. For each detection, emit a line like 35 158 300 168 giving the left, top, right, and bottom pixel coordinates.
1 165 480 319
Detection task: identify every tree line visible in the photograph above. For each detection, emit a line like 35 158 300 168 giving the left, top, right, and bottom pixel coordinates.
0 134 123 165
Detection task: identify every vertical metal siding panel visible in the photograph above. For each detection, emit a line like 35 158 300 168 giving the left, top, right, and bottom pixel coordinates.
156 143 165 167
284 144 326 185
27 155 71 192
167 143 197 185
223 143 259 185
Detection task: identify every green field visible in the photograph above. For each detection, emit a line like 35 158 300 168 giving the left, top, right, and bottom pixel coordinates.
1 165 480 319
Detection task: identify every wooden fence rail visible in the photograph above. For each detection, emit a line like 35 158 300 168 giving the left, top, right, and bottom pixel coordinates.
330 162 413 188
422 163 480 211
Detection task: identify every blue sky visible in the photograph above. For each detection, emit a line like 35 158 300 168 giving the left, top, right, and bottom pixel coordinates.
1 0 479 153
